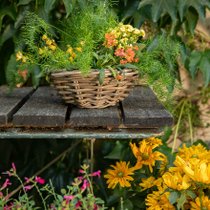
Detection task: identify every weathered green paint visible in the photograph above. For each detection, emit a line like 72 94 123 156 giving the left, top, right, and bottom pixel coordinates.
0 128 161 139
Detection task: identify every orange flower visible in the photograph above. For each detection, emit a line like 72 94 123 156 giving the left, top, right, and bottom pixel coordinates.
114 48 125 57
124 47 135 63
18 69 28 80
104 33 117 48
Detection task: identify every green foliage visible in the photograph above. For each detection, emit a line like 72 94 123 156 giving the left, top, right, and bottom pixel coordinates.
5 54 17 89
0 0 105 85
136 34 180 104
0 163 105 209
61 2 117 74
188 50 210 87
115 0 210 86
118 0 210 35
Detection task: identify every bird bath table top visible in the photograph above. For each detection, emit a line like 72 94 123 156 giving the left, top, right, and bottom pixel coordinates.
0 85 173 139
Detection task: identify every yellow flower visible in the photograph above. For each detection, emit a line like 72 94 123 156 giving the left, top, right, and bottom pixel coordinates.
49 45 56 51
140 176 156 191
146 191 175 210
16 51 23 61
66 47 73 54
190 196 210 210
76 47 82 52
46 39 52 46
162 171 191 190
143 137 163 149
80 41 85 46
178 143 210 162
130 140 165 172
39 48 44 55
42 34 48 40
159 155 168 175
104 161 135 189
69 57 74 62
16 51 27 63
175 156 210 185
139 29 146 37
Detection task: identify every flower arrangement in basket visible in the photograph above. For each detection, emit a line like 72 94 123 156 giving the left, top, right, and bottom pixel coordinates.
10 1 180 108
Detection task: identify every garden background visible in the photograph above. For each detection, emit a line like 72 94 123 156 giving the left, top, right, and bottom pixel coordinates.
0 0 209 209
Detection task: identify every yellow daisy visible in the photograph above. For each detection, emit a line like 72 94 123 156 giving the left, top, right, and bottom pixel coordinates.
175 156 210 185
143 137 163 149
140 176 156 191
130 140 166 172
178 143 210 162
104 161 135 189
190 195 210 210
145 190 175 210
162 171 191 190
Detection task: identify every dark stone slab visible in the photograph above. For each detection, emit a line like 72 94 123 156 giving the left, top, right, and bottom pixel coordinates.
13 87 67 127
122 86 173 128
0 86 34 125
68 106 121 128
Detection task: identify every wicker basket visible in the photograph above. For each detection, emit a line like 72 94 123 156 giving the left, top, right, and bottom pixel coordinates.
50 69 138 108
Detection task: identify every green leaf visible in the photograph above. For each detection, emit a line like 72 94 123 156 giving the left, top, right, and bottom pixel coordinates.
119 63 138 70
177 0 187 21
185 8 198 34
199 52 210 87
177 193 186 210
98 69 105 85
186 190 196 199
177 0 209 22
123 199 134 210
104 141 124 159
17 0 33 6
44 0 57 14
0 6 16 31
5 54 17 89
63 0 75 18
169 191 179 204
0 24 15 47
138 0 177 23
188 51 202 79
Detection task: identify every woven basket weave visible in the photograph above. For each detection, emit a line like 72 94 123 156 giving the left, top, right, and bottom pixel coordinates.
50 69 138 108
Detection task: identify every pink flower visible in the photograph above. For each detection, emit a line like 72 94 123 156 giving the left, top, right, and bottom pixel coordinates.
11 163 16 173
1 179 12 190
3 202 13 210
0 192 3 198
77 176 83 181
81 179 90 191
64 195 74 204
94 204 99 210
35 176 45 185
75 201 82 209
91 170 101 178
79 169 85 174
24 185 33 191
24 177 31 183
50 204 56 210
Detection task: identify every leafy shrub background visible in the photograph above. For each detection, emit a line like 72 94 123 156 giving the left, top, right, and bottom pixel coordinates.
0 0 209 208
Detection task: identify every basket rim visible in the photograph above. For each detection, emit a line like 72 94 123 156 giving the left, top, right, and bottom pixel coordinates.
50 68 138 76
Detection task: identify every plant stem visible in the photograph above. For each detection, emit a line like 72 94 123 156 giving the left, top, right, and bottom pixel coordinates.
34 183 47 210
199 188 204 210
14 175 30 209
7 140 82 199
188 110 194 144
172 100 185 153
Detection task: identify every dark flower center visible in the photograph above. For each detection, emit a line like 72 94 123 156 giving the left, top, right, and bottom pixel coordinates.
142 153 149 160
117 172 124 177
